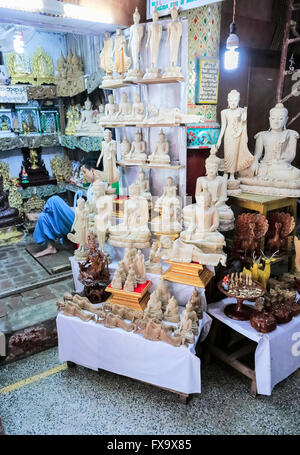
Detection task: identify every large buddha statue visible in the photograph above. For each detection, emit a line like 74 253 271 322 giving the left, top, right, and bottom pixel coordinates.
0 176 20 228
239 103 300 197
148 129 171 166
108 183 151 248
180 190 225 255
183 147 234 232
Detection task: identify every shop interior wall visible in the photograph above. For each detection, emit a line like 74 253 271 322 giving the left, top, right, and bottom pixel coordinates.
217 0 300 167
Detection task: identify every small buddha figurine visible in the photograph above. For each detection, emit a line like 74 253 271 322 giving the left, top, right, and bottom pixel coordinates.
111 269 123 290
146 240 162 274
117 260 127 284
125 130 147 164
153 184 181 234
144 6 162 79
94 181 113 250
180 190 225 254
1 119 8 131
0 176 20 228
126 7 144 80
120 136 131 161
175 312 194 344
75 97 102 136
188 288 205 319
135 249 147 284
148 129 170 165
113 28 131 79
183 147 235 232
96 129 119 194
67 197 89 260
136 170 152 204
163 5 183 79
155 177 176 209
131 94 145 122
239 103 300 197
144 290 163 321
116 92 132 121
99 32 113 80
183 302 199 336
100 94 119 122
164 296 180 323
29 149 39 170
124 265 137 292
156 278 171 311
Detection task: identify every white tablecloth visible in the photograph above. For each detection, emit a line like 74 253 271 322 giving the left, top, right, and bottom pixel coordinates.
57 310 212 395
208 298 300 395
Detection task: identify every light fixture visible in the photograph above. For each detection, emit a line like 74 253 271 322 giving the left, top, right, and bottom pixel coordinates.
224 0 239 71
13 31 25 54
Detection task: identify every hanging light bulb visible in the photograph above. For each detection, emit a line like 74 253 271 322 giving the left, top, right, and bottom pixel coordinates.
13 31 25 54
224 0 239 71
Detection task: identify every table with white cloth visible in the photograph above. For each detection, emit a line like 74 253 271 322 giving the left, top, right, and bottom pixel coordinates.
57 308 212 401
207 298 300 396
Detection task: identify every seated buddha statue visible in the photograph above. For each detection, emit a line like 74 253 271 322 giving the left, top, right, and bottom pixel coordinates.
124 130 147 164
108 183 152 248
148 129 170 165
153 185 181 234
116 92 132 121
136 169 152 204
0 176 20 228
75 97 104 136
239 103 300 197
180 190 225 254
183 147 234 232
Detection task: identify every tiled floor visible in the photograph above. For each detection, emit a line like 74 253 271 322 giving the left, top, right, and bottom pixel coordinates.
0 346 299 435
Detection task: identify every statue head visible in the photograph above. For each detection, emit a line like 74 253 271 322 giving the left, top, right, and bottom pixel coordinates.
84 97 92 110
269 103 288 131
133 6 140 24
152 5 159 23
108 94 114 103
167 176 174 187
104 129 112 142
135 131 142 141
205 147 220 178
105 32 110 39
121 92 128 102
139 169 146 180
94 180 106 198
158 129 165 143
129 183 141 198
227 90 240 109
170 5 179 21
98 104 105 113
134 93 141 103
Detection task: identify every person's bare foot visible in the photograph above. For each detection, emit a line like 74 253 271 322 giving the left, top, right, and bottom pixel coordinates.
34 244 57 258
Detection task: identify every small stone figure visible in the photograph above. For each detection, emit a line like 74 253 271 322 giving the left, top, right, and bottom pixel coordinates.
116 92 132 121
111 269 123 290
144 6 162 79
126 7 144 80
99 32 114 80
124 266 137 292
120 136 131 161
182 302 199 336
67 197 89 260
146 240 162 274
163 5 183 79
136 170 152 204
117 260 127 284
96 129 120 194
175 312 194 345
144 290 163 321
131 94 145 121
188 288 206 319
135 249 147 284
156 278 171 311
164 296 180 323
113 28 131 79
148 129 171 166
125 130 147 164
102 313 135 332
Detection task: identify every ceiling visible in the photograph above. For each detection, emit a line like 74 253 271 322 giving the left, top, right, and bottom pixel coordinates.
0 8 124 35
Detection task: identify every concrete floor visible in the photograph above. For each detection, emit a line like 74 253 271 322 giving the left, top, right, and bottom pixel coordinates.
0 346 299 435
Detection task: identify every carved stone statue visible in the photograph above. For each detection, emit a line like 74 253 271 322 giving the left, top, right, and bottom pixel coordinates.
135 249 147 284
183 147 235 232
108 183 151 248
164 296 180 323
67 197 89 260
116 92 132 121
155 177 176 208
175 311 194 344
75 97 104 137
146 240 162 274
124 265 137 292
96 129 120 194
94 182 113 250
156 278 171 312
100 94 119 122
136 169 152 204
131 94 145 121
183 302 199 336
216 90 254 195
124 130 147 164
117 260 127 284
153 185 181 234
163 6 183 79
148 129 170 165
113 28 131 79
120 136 131 161
111 269 123 290
100 32 113 81
144 104 202 125
239 103 300 197
144 6 162 79
188 288 206 318
144 290 163 321
126 7 144 80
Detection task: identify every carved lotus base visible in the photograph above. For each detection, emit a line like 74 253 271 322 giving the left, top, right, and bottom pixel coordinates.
105 280 151 311
162 260 214 288
240 183 300 198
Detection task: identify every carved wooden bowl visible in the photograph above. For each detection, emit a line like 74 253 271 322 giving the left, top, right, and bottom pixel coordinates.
217 279 265 321
250 310 277 333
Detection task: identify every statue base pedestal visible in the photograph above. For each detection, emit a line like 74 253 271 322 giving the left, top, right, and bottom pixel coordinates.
162 260 214 288
143 68 162 80
125 69 144 80
105 280 151 311
0 226 23 245
154 231 180 243
240 183 300 198
227 178 242 196
162 67 184 79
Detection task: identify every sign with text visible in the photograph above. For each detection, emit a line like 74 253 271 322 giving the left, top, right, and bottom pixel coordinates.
197 58 219 104
0 85 28 104
147 0 223 19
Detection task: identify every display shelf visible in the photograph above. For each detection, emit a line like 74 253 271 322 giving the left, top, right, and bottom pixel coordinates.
101 123 186 128
117 161 184 170
131 76 184 85
0 134 60 152
99 81 133 89
59 135 102 153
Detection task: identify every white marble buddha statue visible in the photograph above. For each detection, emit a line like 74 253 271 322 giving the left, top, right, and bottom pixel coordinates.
120 136 131 161
99 94 119 122
116 92 132 121
75 97 103 136
126 7 144 80
124 130 147 164
131 94 145 122
175 311 194 344
180 190 225 254
113 28 131 79
108 183 152 248
144 6 162 79
148 129 171 165
96 129 119 194
183 147 234 232
155 177 177 209
153 185 181 234
100 32 113 81
163 5 183 79
94 181 114 250
136 169 152 204
239 103 300 197
135 249 147 284
86 179 106 226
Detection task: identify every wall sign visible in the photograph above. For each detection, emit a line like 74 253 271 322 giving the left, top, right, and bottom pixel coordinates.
197 57 219 104
0 84 28 103
147 0 223 19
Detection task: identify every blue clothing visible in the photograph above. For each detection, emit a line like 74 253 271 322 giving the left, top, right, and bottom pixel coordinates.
33 196 75 245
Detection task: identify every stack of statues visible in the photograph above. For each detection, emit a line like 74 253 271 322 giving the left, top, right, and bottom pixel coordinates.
110 244 147 291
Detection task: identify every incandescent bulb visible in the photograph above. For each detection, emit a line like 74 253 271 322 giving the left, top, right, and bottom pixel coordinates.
224 47 239 71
